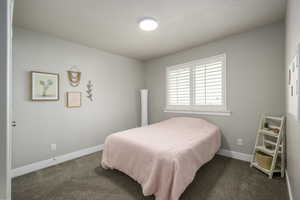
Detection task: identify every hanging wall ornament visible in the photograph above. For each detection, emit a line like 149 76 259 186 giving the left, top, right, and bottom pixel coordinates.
86 80 93 101
67 66 81 87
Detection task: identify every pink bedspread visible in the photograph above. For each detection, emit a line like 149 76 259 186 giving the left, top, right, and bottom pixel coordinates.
101 117 221 200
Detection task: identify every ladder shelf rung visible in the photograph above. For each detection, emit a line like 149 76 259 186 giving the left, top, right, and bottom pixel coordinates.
268 124 281 129
264 140 276 146
265 116 283 121
255 146 275 156
255 146 283 156
258 129 279 137
264 140 282 147
251 162 281 174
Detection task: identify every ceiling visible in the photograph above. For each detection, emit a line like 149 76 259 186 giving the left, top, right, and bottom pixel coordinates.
14 0 286 61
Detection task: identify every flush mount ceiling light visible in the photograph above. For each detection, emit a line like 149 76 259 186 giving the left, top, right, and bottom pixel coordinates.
139 18 158 31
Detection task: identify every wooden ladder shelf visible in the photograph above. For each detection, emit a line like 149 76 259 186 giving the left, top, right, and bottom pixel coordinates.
250 114 286 179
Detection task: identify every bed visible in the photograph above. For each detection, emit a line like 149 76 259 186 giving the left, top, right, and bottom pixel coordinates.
101 117 221 200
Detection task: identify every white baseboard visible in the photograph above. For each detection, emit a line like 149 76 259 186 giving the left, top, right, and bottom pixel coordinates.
286 170 294 200
217 149 252 162
11 145 104 178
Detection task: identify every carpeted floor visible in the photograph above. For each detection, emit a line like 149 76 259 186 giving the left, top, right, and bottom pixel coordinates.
12 152 288 200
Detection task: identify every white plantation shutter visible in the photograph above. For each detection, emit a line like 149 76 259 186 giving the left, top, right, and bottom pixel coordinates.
166 54 227 112
167 67 191 106
194 61 223 106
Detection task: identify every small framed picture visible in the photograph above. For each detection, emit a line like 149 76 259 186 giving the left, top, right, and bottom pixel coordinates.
31 71 59 101
67 92 81 108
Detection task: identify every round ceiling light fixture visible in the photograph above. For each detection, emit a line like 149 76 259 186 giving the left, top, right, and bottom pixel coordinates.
139 17 158 31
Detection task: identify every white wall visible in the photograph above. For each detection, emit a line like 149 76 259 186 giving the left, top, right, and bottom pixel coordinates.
12 28 145 168
0 0 12 199
286 0 300 199
144 22 285 154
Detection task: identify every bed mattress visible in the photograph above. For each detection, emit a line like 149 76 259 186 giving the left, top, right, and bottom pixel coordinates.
101 117 221 200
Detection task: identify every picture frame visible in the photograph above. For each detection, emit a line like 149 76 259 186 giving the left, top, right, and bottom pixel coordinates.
67 92 81 108
31 71 59 101
287 43 300 121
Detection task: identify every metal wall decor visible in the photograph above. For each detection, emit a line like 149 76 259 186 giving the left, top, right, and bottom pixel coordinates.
67 66 81 87
86 80 93 101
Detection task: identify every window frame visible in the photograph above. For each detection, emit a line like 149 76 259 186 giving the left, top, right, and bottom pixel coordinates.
165 54 230 115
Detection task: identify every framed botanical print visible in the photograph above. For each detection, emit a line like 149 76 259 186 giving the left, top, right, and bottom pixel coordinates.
31 71 59 101
67 92 81 108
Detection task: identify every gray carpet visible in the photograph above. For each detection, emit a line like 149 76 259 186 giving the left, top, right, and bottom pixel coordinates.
12 152 288 200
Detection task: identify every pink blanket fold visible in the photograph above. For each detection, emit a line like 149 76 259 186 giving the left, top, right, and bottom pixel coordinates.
102 117 221 200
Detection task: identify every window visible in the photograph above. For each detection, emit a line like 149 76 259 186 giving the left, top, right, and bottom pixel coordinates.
166 54 229 115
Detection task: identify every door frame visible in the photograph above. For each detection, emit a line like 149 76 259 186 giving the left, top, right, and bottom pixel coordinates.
0 0 13 199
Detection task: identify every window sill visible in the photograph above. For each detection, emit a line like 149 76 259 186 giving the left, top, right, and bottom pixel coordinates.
164 109 232 116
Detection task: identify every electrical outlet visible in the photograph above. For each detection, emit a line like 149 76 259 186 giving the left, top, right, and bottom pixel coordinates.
237 138 244 146
50 144 57 151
